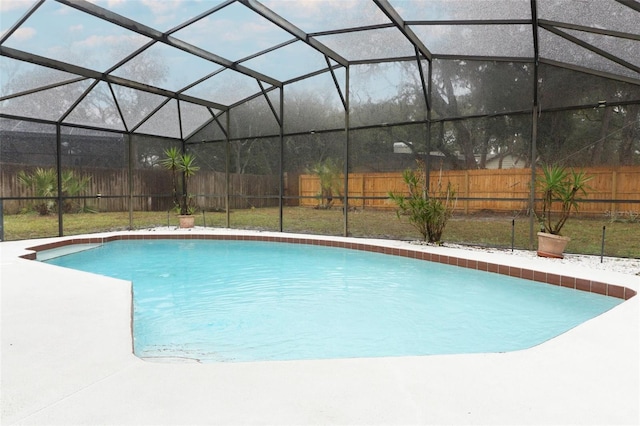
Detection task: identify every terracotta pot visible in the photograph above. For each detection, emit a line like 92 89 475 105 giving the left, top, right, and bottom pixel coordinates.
537 232 570 259
178 215 195 229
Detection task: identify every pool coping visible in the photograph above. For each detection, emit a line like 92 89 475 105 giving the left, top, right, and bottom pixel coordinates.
21 232 637 300
2 229 639 425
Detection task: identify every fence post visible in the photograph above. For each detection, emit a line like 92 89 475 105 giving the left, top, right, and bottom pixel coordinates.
611 170 617 217
464 170 470 215
360 174 365 209
0 199 4 241
600 226 606 263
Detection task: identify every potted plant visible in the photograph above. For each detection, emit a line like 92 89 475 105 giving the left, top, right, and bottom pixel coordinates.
161 147 200 228
535 164 592 258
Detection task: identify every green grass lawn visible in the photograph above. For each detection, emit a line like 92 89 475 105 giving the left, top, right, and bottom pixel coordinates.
3 207 639 258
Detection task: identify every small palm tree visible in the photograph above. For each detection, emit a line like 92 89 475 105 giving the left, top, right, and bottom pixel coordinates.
160 147 181 208
17 168 92 215
60 170 92 213
17 168 57 215
178 152 200 215
308 158 343 209
160 148 200 215
536 164 592 235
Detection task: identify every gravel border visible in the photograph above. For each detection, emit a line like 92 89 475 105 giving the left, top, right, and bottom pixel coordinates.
430 242 640 276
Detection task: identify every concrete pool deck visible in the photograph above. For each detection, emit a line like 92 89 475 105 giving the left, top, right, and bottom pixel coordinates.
1 229 638 425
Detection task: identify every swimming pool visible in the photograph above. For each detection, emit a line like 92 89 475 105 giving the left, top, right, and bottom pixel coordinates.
43 238 623 363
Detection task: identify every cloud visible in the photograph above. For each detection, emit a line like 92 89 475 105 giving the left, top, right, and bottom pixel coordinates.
181 14 274 44
140 0 198 24
72 33 140 49
260 0 381 31
53 4 71 15
243 21 274 35
86 0 127 8
7 26 36 41
220 20 275 42
0 0 32 13
263 0 356 15
140 0 184 14
69 24 84 33
136 0 181 26
106 0 127 7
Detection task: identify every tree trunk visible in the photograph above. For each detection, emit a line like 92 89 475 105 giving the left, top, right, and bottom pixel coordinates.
619 104 639 166
591 107 611 165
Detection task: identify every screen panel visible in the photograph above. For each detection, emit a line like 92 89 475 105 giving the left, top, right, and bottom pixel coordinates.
283 131 345 236
284 71 345 134
0 119 59 240
60 127 129 235
350 61 429 127
431 59 533 119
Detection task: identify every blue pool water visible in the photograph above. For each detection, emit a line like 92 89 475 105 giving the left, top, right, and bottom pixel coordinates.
44 240 621 362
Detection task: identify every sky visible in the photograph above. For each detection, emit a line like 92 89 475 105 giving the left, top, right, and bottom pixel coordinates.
2 1 356 81
0 0 414 105
0 0 636 105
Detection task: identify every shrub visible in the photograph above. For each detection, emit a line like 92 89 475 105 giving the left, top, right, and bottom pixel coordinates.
389 163 456 243
307 157 343 209
17 168 92 215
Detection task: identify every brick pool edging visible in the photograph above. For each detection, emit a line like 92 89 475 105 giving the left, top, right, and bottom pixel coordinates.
22 233 637 301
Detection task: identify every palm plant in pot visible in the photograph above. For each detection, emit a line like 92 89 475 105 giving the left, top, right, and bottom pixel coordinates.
535 164 592 258
161 147 200 228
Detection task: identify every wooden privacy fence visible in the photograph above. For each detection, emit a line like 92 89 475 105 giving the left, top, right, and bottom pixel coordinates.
1 164 280 214
4 163 638 215
299 166 640 215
